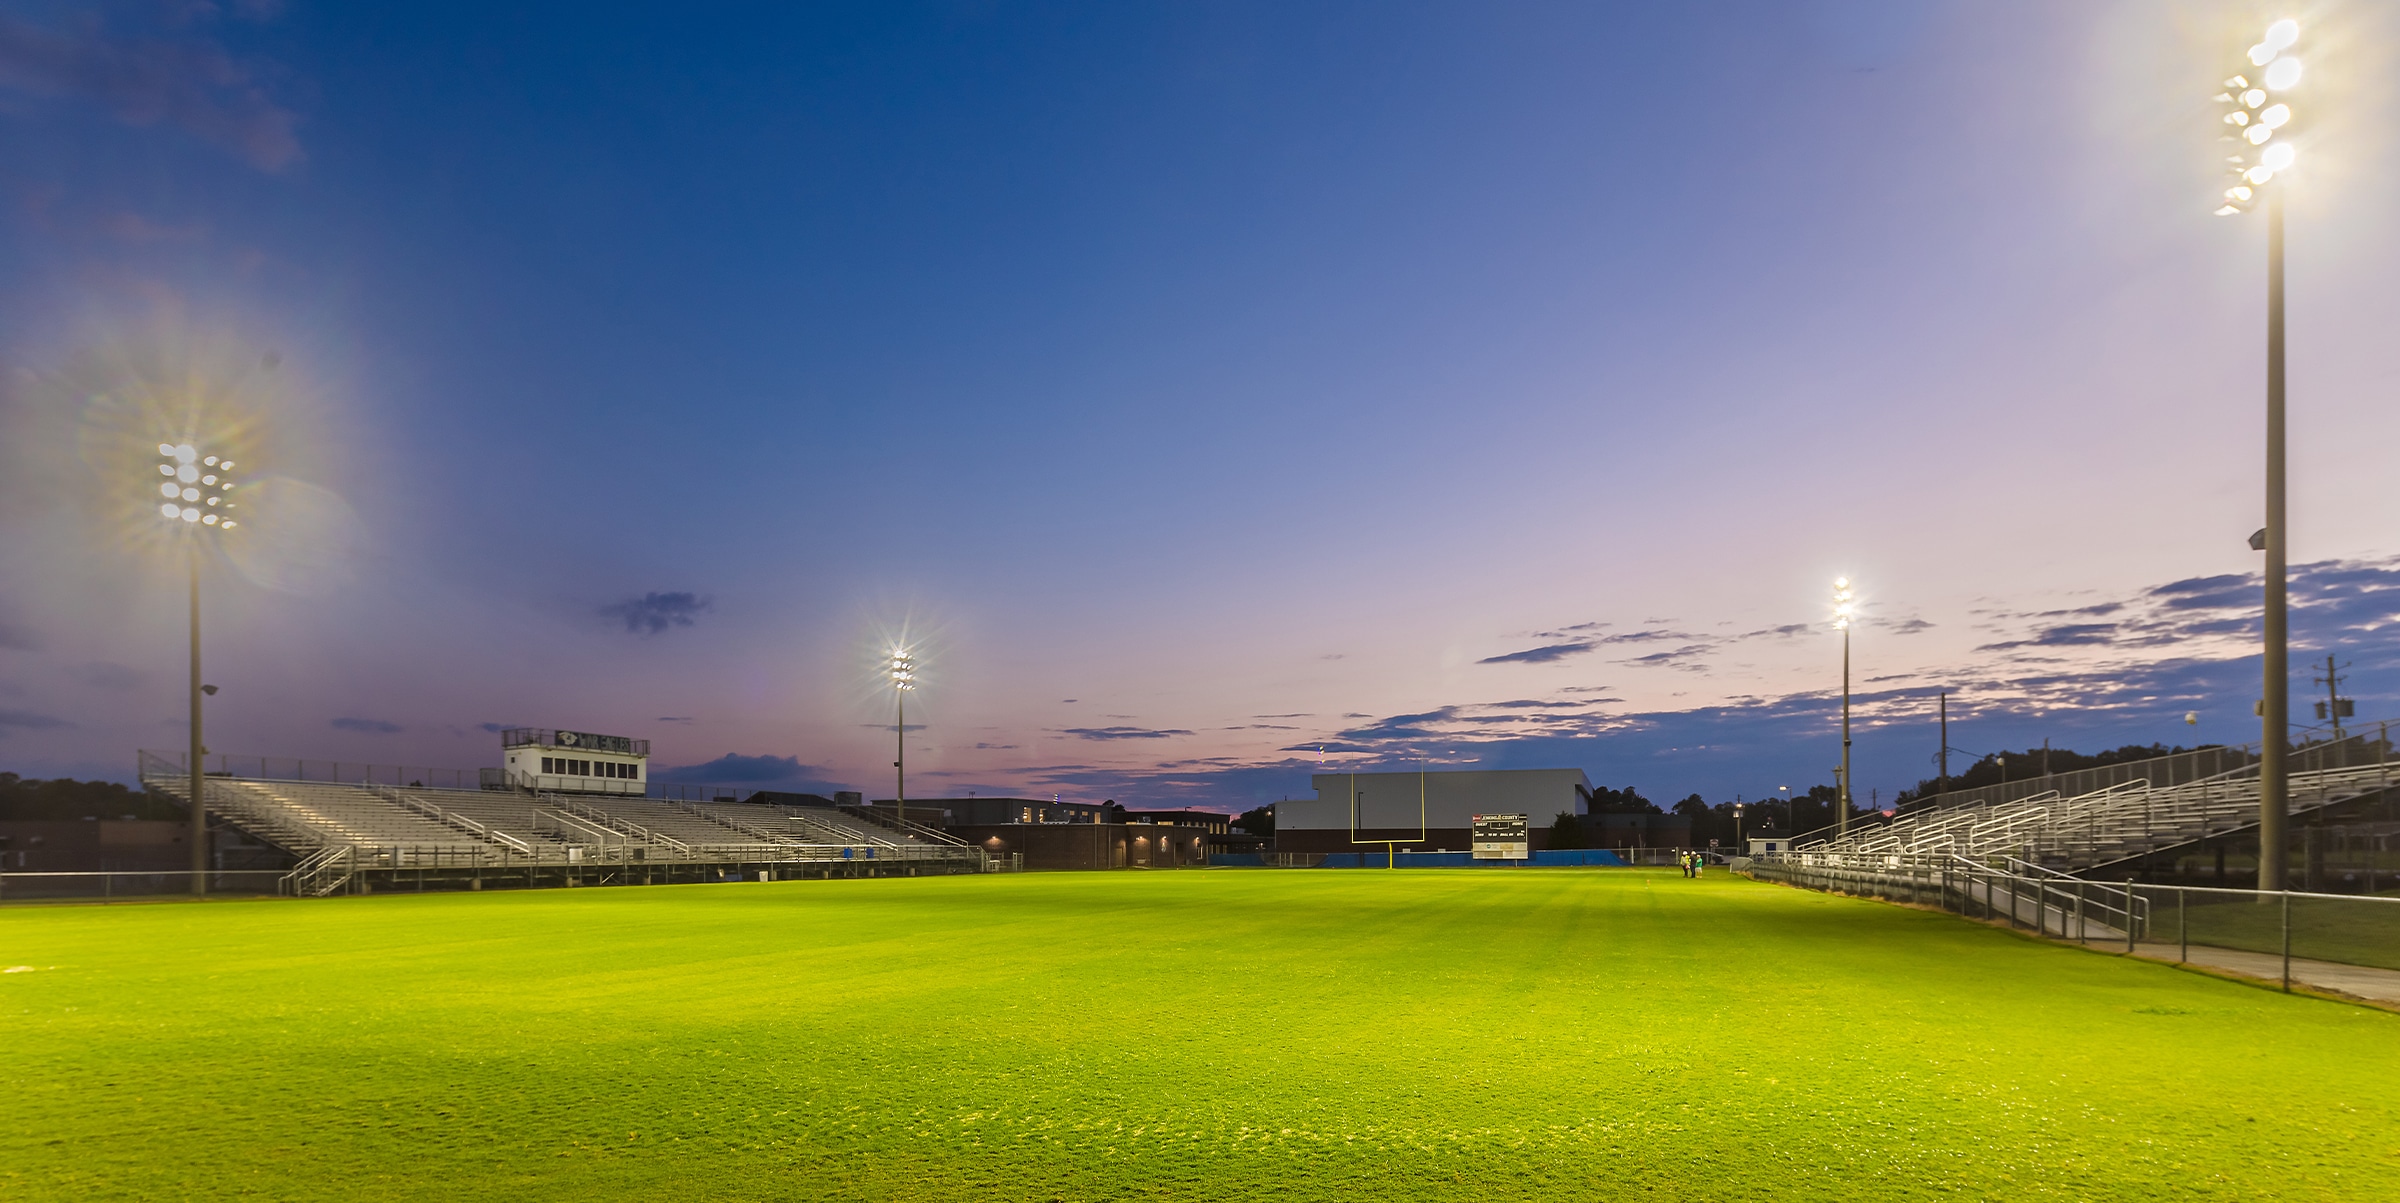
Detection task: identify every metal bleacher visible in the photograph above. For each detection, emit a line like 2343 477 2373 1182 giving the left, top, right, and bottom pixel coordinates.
139 750 986 895
208 777 486 856
1800 727 2398 872
697 798 960 850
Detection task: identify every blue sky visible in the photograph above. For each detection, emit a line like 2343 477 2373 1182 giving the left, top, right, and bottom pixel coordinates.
4 1 2400 811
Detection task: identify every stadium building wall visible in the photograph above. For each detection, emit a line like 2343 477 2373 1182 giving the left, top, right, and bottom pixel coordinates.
1272 768 1593 855
951 823 1205 870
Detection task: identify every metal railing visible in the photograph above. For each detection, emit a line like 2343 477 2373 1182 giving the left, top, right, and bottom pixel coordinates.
281 845 357 897
840 804 972 847
670 800 800 844
378 787 536 854
498 769 647 796
141 749 489 792
1748 849 2400 987
550 796 693 853
0 869 290 901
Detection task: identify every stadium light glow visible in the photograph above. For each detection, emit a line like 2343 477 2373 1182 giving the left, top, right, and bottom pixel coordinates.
149 440 241 895
2216 21 2300 216
2213 19 2306 889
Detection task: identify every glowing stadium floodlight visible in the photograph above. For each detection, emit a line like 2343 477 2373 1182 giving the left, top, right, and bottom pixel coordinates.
2213 20 2308 888
2215 20 2300 216
890 649 917 831
155 442 240 529
149 439 241 896
1831 577 1856 839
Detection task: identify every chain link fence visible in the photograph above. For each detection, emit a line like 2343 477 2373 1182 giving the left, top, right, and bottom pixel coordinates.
1747 851 2400 993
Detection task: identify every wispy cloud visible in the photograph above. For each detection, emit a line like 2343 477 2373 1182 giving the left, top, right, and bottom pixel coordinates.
964 558 2397 816
1480 626 1743 670
1061 726 1195 741
601 591 711 635
0 709 69 735
68 662 143 690
0 14 303 170
330 717 402 734
654 753 837 787
1479 641 1600 664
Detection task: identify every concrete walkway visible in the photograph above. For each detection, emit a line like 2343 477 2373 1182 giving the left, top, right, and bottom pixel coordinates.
2127 941 2400 1007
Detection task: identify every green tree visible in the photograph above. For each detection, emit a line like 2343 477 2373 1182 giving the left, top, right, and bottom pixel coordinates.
1671 793 1714 846
1586 785 1658 815
1545 811 1590 850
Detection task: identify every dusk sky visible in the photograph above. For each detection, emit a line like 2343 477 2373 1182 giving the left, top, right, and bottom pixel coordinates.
4 1 2399 813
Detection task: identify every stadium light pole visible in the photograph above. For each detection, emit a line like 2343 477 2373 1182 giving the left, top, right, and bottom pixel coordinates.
890 649 915 832
2213 18 2302 890
1832 578 1856 839
153 442 239 895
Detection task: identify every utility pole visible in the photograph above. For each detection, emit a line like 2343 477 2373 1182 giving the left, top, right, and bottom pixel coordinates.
1938 690 1949 799
2312 654 2348 740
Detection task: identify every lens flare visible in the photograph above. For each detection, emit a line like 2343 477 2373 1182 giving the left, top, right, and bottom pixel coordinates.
5 314 366 603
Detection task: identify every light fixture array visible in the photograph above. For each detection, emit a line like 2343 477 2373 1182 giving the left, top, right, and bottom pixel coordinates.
155 442 239 530
2216 19 2302 216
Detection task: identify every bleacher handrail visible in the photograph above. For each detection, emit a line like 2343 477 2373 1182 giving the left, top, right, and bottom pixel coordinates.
671 800 800 845
376 786 536 855
551 796 693 853
838 803 970 847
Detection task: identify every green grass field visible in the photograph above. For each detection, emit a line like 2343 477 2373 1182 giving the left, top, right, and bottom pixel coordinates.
4 869 2395 1201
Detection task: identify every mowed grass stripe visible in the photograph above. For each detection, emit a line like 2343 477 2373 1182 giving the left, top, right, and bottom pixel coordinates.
2 869 2393 1201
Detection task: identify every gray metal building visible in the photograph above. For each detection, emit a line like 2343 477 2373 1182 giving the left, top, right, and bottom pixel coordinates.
1272 767 1593 854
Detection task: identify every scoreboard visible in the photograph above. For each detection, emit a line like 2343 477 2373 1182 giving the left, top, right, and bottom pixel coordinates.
1471 813 1529 860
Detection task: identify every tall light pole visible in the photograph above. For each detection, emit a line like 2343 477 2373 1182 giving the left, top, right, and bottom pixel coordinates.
154 442 239 895
1832 577 1855 839
889 649 915 832
2214 18 2302 890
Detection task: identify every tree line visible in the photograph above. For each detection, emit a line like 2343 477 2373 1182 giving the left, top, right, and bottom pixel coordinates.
0 774 182 822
